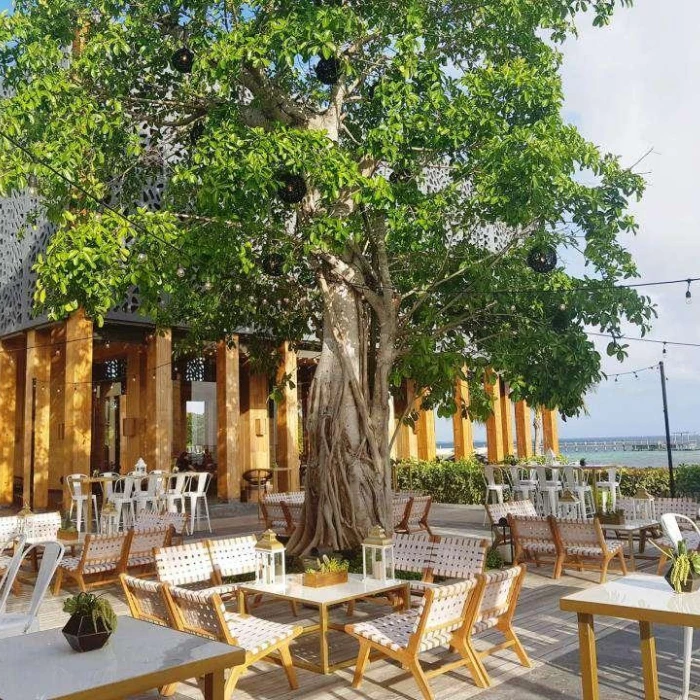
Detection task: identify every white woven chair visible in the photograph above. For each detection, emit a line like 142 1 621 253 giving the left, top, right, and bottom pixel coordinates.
154 542 237 599
0 540 65 638
465 565 532 686
0 516 19 544
53 531 131 594
508 514 561 579
430 536 488 581
165 585 302 696
120 574 173 626
206 536 258 582
396 495 433 535
125 527 172 576
22 512 61 544
346 580 486 700
551 516 627 582
135 511 188 544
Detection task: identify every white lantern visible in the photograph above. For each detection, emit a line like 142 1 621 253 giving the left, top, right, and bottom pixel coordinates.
16 501 33 536
362 526 395 582
631 487 655 521
134 458 147 475
255 530 286 586
557 489 581 519
100 500 120 535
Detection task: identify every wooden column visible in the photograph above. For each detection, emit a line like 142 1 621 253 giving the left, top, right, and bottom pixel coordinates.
0 341 19 505
23 328 51 508
543 408 560 454
145 330 173 472
453 375 474 460
275 342 299 492
484 370 504 463
49 326 66 502
499 379 514 458
64 310 93 481
514 400 533 459
217 337 240 501
394 380 418 460
247 372 270 471
416 409 436 461
122 346 144 470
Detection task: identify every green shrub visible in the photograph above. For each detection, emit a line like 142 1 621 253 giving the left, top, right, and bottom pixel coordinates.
394 459 700 504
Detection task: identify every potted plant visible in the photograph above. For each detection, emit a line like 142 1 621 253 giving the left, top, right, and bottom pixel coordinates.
652 539 700 593
595 507 625 526
302 554 350 587
58 511 78 541
62 592 118 652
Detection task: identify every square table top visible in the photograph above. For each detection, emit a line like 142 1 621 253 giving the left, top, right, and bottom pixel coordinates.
0 616 244 700
560 573 700 627
238 572 408 606
600 519 658 532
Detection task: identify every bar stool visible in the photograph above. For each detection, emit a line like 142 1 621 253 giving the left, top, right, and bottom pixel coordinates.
596 468 621 513
507 466 538 501
534 466 562 516
66 475 98 534
562 466 595 518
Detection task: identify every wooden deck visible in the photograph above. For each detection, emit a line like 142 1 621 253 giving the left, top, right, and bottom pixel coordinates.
5 504 661 700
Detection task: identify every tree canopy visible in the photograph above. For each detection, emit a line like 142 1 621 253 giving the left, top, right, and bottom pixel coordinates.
0 0 652 422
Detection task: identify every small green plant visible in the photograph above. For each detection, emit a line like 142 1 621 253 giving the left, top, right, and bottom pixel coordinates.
485 547 504 570
651 539 700 593
304 554 350 574
60 512 76 532
63 592 118 633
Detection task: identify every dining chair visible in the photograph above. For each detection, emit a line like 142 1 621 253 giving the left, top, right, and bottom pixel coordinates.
66 474 99 533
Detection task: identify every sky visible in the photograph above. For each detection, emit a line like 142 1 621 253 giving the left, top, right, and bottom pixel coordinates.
0 0 697 440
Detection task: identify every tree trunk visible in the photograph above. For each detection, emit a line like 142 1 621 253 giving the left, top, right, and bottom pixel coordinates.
288 279 392 554
533 408 543 456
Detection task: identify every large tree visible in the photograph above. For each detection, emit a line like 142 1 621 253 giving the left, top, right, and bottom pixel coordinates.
0 0 653 552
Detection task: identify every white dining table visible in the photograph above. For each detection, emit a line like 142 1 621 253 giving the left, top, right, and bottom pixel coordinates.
0 615 244 700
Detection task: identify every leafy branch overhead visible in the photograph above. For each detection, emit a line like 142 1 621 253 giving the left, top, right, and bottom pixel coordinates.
0 0 652 418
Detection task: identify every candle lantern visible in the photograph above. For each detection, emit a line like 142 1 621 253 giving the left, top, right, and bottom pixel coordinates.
631 487 655 521
100 500 120 535
557 489 581 519
134 457 147 475
255 530 286 586
16 501 33 536
362 526 395 582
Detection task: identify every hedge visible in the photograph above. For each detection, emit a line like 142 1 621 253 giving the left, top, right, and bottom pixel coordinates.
394 459 700 504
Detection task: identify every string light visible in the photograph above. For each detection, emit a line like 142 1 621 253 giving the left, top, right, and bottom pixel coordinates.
686 279 692 304
663 342 667 356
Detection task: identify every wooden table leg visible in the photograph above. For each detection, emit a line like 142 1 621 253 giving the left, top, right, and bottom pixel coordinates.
204 669 226 700
628 532 636 571
319 603 330 674
577 613 600 700
237 589 246 614
639 621 660 700
85 481 93 535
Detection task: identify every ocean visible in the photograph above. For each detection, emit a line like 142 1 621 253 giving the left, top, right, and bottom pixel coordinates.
435 441 700 468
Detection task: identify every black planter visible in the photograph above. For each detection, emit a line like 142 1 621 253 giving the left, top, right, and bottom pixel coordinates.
664 566 700 594
62 614 112 652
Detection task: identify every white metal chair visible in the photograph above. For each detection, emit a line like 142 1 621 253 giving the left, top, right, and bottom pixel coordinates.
183 472 212 534
595 467 621 513
507 466 538 502
534 465 562 516
66 474 99 533
100 472 121 501
164 473 188 514
108 475 137 530
0 540 65 638
562 466 594 518
346 580 487 699
483 466 510 506
657 513 700 700
133 471 165 514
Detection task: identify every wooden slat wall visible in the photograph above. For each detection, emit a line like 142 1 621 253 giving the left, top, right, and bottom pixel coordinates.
485 370 504 463
515 400 533 459
145 330 173 471
0 340 19 505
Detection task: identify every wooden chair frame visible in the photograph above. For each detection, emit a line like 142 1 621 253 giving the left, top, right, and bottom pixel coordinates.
164 585 302 698
508 514 562 579
53 531 132 594
550 516 627 582
346 580 487 700
463 565 532 686
395 495 434 535
124 526 173 577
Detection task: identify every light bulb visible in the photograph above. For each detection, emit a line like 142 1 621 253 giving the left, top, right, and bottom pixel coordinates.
176 266 186 278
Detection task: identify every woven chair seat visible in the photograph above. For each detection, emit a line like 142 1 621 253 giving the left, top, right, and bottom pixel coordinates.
656 531 700 550
0 555 11 569
60 556 117 574
565 542 624 557
222 612 298 655
127 554 155 568
351 610 421 651
521 540 557 554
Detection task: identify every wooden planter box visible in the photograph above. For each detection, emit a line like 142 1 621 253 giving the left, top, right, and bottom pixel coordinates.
596 511 625 525
302 571 348 588
58 528 79 542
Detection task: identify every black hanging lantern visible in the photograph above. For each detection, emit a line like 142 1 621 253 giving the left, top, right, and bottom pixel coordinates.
262 253 285 276
527 244 557 274
190 121 205 145
277 173 307 204
390 168 412 184
315 56 341 85
171 46 194 74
